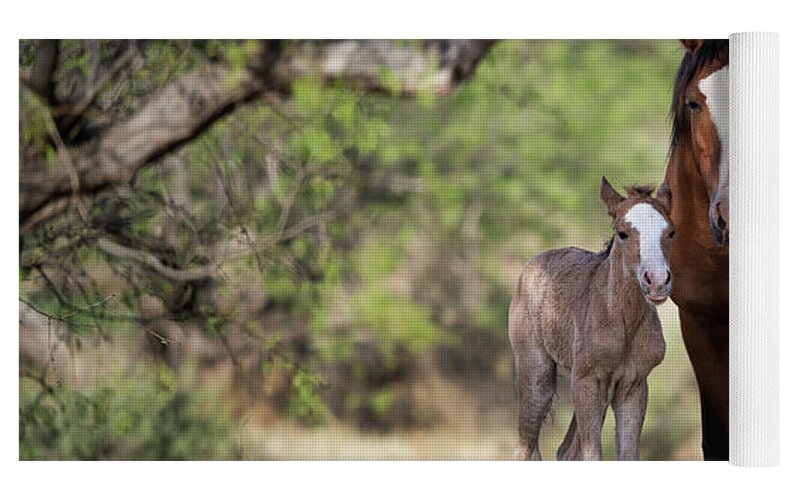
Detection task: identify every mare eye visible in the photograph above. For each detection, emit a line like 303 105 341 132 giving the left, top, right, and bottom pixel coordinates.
687 100 702 112
669 230 676 238
618 231 629 240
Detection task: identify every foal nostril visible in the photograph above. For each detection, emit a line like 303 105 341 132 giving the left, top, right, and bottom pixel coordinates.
643 271 653 286
664 270 672 286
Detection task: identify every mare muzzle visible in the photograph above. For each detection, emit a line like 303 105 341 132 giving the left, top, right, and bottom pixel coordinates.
710 200 729 245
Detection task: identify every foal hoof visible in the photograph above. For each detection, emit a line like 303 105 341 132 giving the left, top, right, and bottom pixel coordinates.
514 447 541 461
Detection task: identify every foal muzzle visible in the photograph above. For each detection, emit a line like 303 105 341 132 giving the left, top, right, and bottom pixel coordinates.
639 267 672 305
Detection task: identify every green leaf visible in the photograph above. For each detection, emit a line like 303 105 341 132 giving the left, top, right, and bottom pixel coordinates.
379 67 402 96
333 98 357 129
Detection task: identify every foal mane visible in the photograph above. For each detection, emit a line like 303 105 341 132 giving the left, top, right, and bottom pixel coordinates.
600 237 614 259
624 185 656 199
670 40 729 152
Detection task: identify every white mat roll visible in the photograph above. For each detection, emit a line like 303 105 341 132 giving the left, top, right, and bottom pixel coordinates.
729 31 779 467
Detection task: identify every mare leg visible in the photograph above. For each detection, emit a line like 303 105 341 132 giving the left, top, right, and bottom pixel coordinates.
679 310 729 460
700 393 729 460
613 379 648 461
557 415 580 460
513 347 556 461
571 375 609 460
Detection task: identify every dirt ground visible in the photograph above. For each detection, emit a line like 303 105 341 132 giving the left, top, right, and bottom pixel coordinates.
234 302 703 461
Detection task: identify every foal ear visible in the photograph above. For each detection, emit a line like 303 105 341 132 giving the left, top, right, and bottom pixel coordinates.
600 176 625 217
656 182 672 214
680 39 704 54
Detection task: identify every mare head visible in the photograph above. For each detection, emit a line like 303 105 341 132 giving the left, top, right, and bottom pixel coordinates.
672 39 729 244
601 177 675 305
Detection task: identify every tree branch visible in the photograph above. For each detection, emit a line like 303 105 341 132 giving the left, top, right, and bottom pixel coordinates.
20 55 270 225
95 237 221 282
277 40 495 96
28 40 59 103
19 40 494 230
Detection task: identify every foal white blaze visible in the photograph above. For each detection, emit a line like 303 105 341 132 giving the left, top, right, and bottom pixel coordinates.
624 203 670 294
698 66 729 195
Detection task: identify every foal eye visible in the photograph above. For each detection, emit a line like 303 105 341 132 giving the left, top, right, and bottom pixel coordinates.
686 100 702 112
669 230 676 238
618 231 629 240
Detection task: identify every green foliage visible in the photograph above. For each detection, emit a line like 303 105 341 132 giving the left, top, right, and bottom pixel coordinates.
224 40 260 70
350 286 449 360
376 40 679 244
19 365 235 460
309 234 450 364
19 90 55 157
287 368 331 426
369 388 395 416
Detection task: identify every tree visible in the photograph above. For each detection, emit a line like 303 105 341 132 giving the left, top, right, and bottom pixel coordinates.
19 40 495 452
20 40 493 229
20 40 692 459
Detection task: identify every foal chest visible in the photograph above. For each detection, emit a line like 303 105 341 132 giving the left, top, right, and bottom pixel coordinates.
576 316 666 379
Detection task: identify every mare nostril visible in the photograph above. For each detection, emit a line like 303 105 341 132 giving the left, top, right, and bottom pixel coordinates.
713 203 727 230
643 272 653 286
664 270 672 285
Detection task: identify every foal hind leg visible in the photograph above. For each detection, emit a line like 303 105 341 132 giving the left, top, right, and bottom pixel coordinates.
514 347 556 461
557 415 580 460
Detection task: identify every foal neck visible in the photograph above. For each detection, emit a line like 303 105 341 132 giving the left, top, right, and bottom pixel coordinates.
602 242 650 324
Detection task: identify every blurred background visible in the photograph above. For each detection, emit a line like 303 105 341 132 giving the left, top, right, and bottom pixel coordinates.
18 39 701 460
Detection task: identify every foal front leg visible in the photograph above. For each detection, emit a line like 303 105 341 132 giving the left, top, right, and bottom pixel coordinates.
571 375 609 460
613 379 648 461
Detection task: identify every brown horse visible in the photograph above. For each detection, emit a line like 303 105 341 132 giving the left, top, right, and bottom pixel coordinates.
509 178 673 460
662 39 729 460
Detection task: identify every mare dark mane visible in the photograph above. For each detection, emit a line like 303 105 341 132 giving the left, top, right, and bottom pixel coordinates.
665 40 731 460
670 40 729 150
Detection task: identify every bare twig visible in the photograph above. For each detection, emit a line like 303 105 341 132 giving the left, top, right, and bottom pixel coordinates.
19 297 86 329
95 210 329 282
48 106 90 224
96 237 220 282
20 196 85 235
277 167 305 236
143 326 173 346
215 326 241 369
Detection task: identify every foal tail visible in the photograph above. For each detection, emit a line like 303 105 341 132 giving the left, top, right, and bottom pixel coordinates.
557 415 578 460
